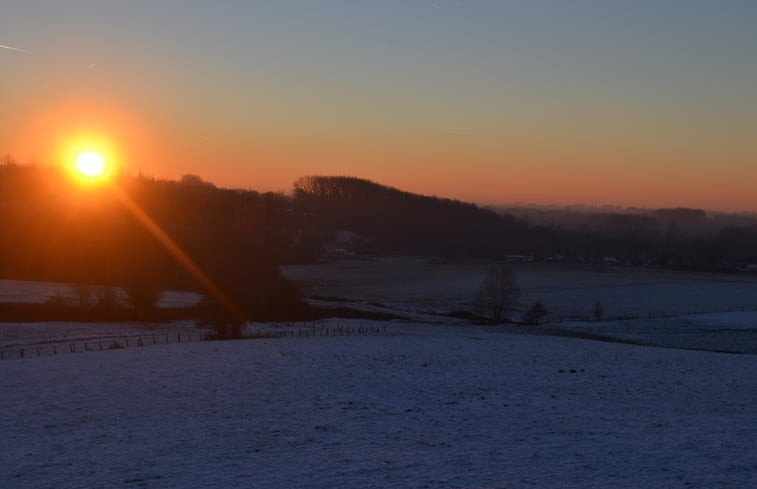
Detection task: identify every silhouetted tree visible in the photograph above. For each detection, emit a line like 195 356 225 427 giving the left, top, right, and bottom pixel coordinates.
198 293 245 339
474 263 520 322
125 274 162 321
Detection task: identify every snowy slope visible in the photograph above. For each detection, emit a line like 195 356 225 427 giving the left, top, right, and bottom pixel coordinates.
547 311 757 354
2 321 756 488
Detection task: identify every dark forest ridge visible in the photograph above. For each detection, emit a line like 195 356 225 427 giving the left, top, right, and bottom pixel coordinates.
290 175 757 269
2 165 757 287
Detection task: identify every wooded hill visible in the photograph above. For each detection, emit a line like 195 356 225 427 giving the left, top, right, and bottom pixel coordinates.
291 176 757 270
291 175 542 258
0 164 300 321
2 164 756 301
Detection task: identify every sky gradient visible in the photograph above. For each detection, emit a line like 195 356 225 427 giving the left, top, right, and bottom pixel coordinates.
2 1 756 211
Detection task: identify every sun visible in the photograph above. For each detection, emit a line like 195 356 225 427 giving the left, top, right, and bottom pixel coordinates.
75 151 106 177
61 137 118 185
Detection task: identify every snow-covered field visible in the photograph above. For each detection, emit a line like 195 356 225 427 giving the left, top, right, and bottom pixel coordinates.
3 261 757 487
547 311 757 354
0 320 202 353
2 321 756 488
0 279 201 308
283 258 757 320
284 258 757 353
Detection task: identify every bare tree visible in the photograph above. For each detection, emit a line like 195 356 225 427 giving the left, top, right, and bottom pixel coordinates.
474 263 521 322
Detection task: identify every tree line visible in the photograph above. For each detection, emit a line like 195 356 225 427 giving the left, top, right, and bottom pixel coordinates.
0 163 303 333
292 176 757 270
2 165 756 329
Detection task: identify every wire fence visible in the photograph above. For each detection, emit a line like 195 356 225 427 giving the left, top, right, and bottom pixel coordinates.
0 331 201 361
262 323 388 339
0 323 389 361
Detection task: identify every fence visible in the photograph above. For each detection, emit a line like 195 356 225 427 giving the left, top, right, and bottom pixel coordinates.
0 331 202 360
261 323 387 339
0 323 389 361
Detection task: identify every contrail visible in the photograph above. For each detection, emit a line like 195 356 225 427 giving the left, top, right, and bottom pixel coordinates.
0 43 26 52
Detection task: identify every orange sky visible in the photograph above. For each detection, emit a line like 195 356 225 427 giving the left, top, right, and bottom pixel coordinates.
2 2 756 212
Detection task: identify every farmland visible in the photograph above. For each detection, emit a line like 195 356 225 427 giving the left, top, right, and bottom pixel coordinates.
2 260 757 487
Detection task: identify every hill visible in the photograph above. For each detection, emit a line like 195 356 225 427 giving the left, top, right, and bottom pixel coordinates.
291 176 757 270
2 163 757 302
0 164 301 322
291 175 541 258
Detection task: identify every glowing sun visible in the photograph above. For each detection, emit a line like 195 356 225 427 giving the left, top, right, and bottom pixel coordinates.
75 151 106 177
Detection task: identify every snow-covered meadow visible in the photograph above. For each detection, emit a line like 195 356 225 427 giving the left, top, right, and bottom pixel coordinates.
2 322 756 488
284 258 757 353
3 260 757 487
0 279 201 309
283 258 757 320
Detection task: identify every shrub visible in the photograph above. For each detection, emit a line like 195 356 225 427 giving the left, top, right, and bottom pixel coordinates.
125 273 162 321
524 301 548 325
593 301 604 321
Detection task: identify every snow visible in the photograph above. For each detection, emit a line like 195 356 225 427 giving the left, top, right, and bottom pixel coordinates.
688 310 757 328
0 279 201 308
283 258 757 320
3 261 757 487
0 320 201 352
0 279 77 304
544 310 757 354
2 321 757 488
283 258 757 353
